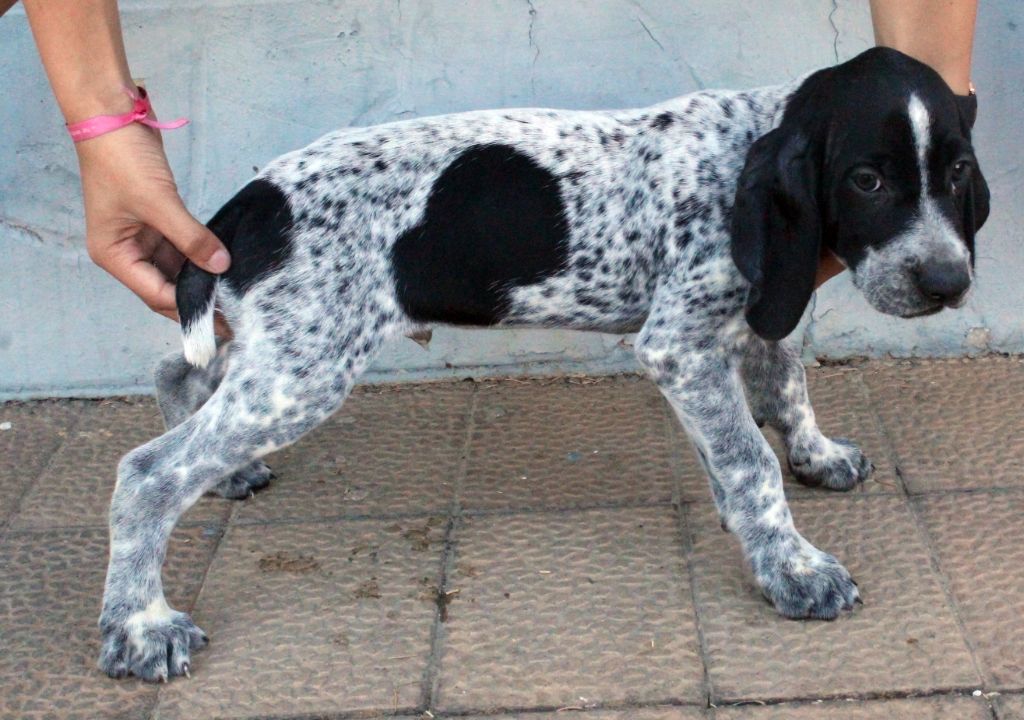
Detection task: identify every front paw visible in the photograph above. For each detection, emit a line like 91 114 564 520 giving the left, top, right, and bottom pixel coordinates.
209 461 274 499
788 437 873 491
99 604 208 682
758 545 860 620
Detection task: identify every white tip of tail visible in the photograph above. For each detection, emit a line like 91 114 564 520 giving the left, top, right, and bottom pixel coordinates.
181 299 217 368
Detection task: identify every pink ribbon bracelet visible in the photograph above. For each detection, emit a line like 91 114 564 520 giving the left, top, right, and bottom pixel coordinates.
66 86 189 143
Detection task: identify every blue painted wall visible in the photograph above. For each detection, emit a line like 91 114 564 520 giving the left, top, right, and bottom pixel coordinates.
1 1 1021 398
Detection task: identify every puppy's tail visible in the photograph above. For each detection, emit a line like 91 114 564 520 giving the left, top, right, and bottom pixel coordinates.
177 263 218 368
176 178 293 367
176 180 254 368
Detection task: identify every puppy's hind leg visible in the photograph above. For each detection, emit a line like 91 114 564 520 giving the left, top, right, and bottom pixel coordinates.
154 342 274 499
741 339 873 491
100 322 390 681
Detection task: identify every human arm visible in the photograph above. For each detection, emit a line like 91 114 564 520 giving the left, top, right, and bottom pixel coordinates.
19 0 230 320
869 0 977 95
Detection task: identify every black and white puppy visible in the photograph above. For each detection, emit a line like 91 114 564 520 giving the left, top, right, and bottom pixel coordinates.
98 47 989 681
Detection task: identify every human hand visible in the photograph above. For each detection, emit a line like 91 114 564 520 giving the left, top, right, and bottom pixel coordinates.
75 120 230 322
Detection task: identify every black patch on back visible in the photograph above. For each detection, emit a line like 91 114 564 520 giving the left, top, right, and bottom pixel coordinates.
391 144 570 325
208 179 294 294
650 112 675 130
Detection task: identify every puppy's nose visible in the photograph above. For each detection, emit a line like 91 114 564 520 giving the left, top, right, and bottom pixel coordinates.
914 261 971 305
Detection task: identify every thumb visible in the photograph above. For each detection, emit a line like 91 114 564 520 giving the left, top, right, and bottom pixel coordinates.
146 198 231 274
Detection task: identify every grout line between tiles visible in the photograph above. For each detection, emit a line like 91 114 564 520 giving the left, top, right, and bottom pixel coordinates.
906 485 1024 499
848 371 909 497
228 497 681 528
420 513 462 714
659 390 683 509
229 686 1016 719
8 482 1016 539
660 386 713 708
3 514 234 537
450 384 480 520
903 486 991 690
421 383 479 711
398 695 708 719
708 684 991 711
677 503 715 711
18 483 996 538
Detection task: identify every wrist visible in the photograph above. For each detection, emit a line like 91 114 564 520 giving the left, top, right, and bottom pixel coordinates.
68 84 189 145
72 115 155 163
60 79 137 125
942 73 974 97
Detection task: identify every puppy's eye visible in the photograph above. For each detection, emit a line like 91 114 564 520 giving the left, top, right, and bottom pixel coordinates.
852 170 883 194
951 159 973 192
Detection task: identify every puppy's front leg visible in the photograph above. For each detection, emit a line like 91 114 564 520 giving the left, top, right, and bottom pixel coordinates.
742 338 872 491
636 313 859 619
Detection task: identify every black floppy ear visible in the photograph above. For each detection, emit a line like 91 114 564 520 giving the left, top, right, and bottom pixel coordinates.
731 125 822 341
963 161 990 267
955 92 990 267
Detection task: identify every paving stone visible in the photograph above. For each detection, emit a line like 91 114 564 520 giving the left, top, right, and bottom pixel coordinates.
465 708 706 719
237 382 473 522
155 517 446 718
996 693 1024 719
688 495 979 702
712 695 992 719
673 366 900 502
0 525 220 720
862 357 1024 492
462 376 676 511
437 507 704 712
918 492 1024 688
0 400 83 528
11 398 231 530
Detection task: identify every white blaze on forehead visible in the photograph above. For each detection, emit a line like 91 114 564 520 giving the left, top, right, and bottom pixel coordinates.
908 93 931 194
907 92 966 261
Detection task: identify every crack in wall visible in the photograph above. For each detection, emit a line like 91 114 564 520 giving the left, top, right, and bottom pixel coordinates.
681 59 705 90
828 0 840 63
636 16 665 52
524 0 539 97
1 218 45 246
802 291 820 359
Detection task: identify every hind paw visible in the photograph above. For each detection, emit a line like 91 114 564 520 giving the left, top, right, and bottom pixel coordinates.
788 438 873 491
210 461 274 499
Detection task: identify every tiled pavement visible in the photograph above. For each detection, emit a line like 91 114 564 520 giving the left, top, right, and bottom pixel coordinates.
1 357 1022 719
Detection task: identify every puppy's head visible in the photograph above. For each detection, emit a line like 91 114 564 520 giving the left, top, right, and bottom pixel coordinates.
732 47 990 341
